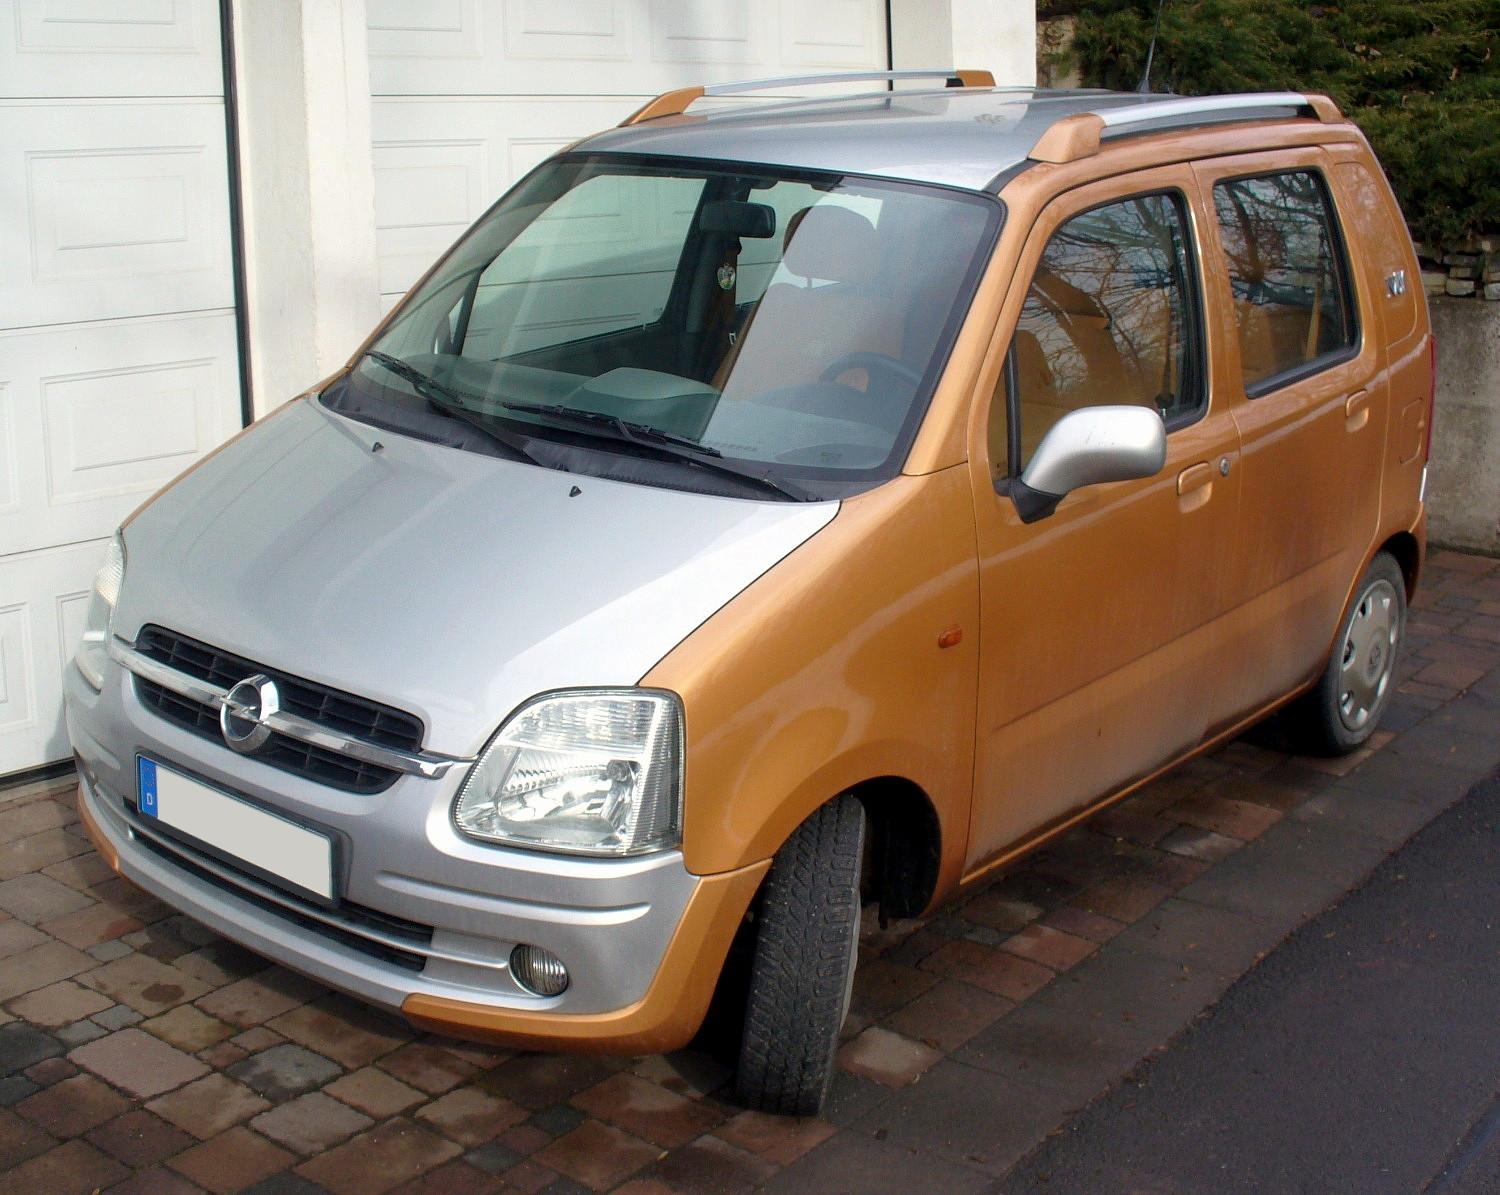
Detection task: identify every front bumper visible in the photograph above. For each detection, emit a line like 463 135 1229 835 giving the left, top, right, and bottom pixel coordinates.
66 655 764 1053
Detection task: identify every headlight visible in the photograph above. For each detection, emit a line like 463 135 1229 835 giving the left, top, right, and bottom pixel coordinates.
74 533 126 691
453 690 683 857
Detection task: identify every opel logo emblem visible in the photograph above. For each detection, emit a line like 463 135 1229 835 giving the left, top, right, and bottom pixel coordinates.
220 675 279 754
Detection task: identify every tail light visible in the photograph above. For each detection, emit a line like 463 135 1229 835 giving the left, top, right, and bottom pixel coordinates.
1424 333 1437 462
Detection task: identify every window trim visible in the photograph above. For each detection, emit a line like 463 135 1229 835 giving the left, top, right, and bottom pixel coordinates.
1210 166 1363 400
1001 185 1209 478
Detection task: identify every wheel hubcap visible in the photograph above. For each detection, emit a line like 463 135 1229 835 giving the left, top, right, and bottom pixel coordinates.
1338 579 1400 732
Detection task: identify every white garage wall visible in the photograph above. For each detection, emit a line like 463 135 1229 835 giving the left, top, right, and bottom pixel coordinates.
366 0 891 310
0 0 242 777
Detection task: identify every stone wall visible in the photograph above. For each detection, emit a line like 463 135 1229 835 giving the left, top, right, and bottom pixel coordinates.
1427 297 1500 555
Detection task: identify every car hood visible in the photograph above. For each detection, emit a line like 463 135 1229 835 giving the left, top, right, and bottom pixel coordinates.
115 398 837 755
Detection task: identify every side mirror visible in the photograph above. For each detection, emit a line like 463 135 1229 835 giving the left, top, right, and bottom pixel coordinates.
1005 406 1167 523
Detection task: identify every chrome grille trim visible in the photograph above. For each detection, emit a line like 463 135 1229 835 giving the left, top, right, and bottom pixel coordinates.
112 637 472 779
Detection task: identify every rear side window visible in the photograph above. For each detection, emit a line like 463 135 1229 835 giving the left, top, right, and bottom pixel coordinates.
999 191 1202 471
1212 171 1357 393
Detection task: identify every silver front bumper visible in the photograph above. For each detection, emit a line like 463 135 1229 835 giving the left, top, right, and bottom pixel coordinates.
64 656 698 1018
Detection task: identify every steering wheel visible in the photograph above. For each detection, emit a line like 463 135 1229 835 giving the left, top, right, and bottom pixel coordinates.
819 352 923 389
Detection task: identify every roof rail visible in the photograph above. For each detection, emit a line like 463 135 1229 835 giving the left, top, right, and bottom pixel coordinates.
619 68 997 127
1029 91 1343 164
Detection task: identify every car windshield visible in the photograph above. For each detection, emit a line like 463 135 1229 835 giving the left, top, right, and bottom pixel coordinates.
323 153 1001 500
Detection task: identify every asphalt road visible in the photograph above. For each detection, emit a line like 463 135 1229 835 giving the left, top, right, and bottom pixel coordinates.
1002 768 1500 1195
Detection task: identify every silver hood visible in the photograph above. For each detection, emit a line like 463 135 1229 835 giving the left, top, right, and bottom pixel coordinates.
115 399 837 755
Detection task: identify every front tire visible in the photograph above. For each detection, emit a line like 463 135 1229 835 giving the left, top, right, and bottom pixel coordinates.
1284 551 1406 756
734 795 865 1116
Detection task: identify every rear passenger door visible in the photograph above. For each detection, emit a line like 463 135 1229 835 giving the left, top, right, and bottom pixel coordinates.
1193 151 1381 726
965 167 1243 868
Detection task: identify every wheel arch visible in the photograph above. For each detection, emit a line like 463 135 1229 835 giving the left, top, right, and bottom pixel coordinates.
847 775 943 921
1378 529 1422 600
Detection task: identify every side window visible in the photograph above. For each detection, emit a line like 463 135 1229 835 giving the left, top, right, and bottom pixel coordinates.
996 192 1201 472
1211 170 1357 392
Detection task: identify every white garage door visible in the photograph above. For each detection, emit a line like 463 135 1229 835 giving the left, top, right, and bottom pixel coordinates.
0 0 242 777
366 0 889 309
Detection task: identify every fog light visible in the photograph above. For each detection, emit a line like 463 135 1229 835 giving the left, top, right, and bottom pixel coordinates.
510 944 569 997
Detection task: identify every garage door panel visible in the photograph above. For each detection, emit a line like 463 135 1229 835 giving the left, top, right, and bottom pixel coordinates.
372 97 636 300
0 0 223 99
0 100 232 330
0 539 109 774
0 313 240 557
368 0 885 96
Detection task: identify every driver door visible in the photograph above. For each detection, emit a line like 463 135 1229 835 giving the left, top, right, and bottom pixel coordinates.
964 166 1243 870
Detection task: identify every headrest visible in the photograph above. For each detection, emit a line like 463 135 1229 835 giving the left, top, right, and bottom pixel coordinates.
781 204 878 284
699 200 776 239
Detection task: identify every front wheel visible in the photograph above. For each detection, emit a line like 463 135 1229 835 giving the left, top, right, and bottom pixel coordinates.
734 794 865 1116
1283 552 1406 756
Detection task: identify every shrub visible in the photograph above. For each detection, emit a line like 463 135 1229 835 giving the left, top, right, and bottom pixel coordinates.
1045 0 1500 247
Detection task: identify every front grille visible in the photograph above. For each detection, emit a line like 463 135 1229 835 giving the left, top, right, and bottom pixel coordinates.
126 799 432 973
133 626 425 794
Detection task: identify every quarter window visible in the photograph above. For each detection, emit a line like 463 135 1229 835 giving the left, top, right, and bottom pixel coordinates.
1212 170 1356 392
997 192 1201 472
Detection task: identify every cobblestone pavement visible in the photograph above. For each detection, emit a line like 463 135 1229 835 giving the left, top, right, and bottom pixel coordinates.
2 549 1499 1195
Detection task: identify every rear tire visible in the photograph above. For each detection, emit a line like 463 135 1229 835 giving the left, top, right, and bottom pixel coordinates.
1283 552 1406 756
734 795 865 1116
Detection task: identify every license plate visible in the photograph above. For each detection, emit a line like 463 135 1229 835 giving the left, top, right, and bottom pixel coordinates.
137 757 335 904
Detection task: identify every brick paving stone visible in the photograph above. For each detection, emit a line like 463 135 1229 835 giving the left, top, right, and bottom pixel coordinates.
497 1158 561 1193
847 956 939 1026
15 1072 130 1137
85 939 134 963
919 938 1055 1001
23 1055 76 1086
960 891 1046 932
464 1139 524 1174
0 800 71 844
226 1042 342 1101
0 1022 63 1074
386 1157 507 1195
294 1117 463 1195
629 1051 732 1101
1071 875 1174 923
142 1004 236 1052
998 923 1098 971
644 1133 778 1194
5 979 112 1027
267 997 408 1068
713 1109 838 1166
324 1065 426 1118
1169 794 1283 841
413 1086 526 1146
1040 906 1127 943
70 1027 208 1098
836 1026 942 1088
84 877 174 925
0 918 47 959
1090 805 1175 846
172 941 266 989
0 1106 56 1168
39 902 143 950
0 874 96 923
54 1019 108 1047
533 1119 659 1191
376 1041 480 1095
881 978 1014 1052
195 970 321 1028
41 851 118 894
1159 824 1244 863
5 1137 130 1195
572 1072 724 1149
92 1003 145 1030
194 1040 246 1069
231 1025 284 1052
85 1108 194 1167
0 827 89 881
97 1164 205 1195
78 951 211 1015
147 1073 271 1139
168 1126 295 1194
0 940 95 1001
250 1090 374 1154
495 1122 553 1156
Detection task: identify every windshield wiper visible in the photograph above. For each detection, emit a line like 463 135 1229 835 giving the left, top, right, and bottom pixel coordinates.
498 401 813 502
362 351 543 466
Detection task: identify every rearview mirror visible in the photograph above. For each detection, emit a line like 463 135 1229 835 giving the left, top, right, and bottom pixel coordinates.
1006 406 1167 523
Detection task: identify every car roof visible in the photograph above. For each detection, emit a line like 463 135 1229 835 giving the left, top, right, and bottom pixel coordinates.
576 87 1315 193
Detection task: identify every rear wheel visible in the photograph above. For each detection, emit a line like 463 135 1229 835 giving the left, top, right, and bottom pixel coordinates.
734 794 865 1116
1284 552 1406 756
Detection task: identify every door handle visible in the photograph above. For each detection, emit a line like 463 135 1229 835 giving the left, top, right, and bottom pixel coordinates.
1176 461 1214 512
1345 389 1370 432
